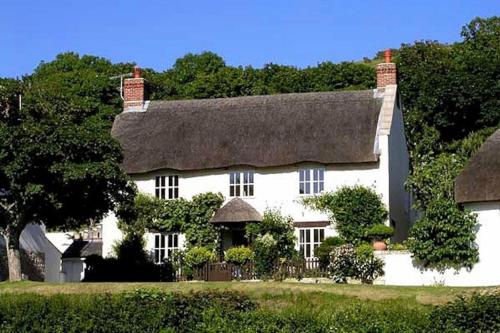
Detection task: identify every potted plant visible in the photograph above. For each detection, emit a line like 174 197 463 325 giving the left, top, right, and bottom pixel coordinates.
366 224 394 251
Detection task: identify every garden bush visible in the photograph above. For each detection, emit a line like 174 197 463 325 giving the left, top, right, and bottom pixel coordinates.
184 246 215 269
225 246 254 265
314 236 345 270
253 233 278 279
329 244 384 284
366 224 394 241
302 185 388 244
429 293 500 332
84 234 175 282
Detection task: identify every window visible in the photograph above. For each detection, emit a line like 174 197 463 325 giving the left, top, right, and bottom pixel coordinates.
153 233 180 264
299 228 325 259
299 168 324 195
229 171 254 197
155 176 179 199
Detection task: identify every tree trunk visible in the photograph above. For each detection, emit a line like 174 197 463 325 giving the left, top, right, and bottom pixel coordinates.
2 229 22 281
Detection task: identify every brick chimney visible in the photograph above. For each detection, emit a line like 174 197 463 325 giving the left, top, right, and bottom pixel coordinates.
376 49 397 88
123 66 145 111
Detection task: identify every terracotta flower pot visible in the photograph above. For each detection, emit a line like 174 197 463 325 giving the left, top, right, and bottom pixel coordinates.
373 240 387 251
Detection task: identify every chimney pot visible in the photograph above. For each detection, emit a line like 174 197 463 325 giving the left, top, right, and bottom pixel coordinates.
384 49 391 63
133 66 141 78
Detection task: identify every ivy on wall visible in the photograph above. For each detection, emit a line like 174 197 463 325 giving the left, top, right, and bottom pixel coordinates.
118 192 224 249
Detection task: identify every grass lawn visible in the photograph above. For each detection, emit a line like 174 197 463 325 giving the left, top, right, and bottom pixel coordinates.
0 280 495 305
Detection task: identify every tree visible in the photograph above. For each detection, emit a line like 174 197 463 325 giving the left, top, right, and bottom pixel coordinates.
0 54 134 280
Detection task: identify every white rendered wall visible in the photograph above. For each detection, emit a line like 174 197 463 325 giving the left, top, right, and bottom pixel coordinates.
379 201 500 286
386 102 412 241
101 212 123 258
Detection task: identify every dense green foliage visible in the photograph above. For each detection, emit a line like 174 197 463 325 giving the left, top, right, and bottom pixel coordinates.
302 186 388 244
119 192 224 249
407 198 479 271
1 287 498 332
314 236 345 270
366 224 394 241
252 233 279 279
225 246 254 266
184 246 216 270
245 209 296 259
329 244 384 284
0 54 135 279
429 293 500 332
85 234 175 282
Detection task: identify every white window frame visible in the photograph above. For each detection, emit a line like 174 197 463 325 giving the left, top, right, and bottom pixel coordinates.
229 171 254 197
152 232 180 264
299 168 324 195
155 175 179 199
298 227 325 259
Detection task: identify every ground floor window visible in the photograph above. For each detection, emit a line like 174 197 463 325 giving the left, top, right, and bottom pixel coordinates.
153 233 180 263
298 228 325 259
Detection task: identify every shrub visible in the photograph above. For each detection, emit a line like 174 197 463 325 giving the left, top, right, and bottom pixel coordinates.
329 243 384 284
429 293 500 332
225 246 254 266
246 209 296 259
329 244 358 283
314 236 345 270
387 242 407 251
184 246 215 269
407 197 479 271
366 224 394 241
302 185 388 244
253 233 278 279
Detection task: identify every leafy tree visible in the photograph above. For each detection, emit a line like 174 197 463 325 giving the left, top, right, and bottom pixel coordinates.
302 186 388 244
0 55 134 281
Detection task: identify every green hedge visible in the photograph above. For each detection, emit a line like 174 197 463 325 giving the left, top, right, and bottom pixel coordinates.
0 289 498 332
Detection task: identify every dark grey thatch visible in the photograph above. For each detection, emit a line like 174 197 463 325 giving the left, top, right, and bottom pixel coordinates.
62 240 102 259
112 90 382 173
211 198 262 224
455 129 500 203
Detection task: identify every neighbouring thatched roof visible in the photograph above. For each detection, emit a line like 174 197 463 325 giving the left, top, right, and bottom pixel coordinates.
112 90 382 174
62 240 102 259
455 129 500 204
210 198 262 224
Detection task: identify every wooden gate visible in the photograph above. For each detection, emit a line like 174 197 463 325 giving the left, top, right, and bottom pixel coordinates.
194 263 233 281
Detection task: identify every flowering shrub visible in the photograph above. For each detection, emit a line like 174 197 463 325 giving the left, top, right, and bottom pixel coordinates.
253 233 278 279
329 244 384 284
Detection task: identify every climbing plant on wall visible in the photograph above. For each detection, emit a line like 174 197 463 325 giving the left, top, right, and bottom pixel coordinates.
118 192 224 249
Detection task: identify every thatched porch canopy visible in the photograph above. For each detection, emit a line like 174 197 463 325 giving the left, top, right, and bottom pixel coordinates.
210 198 262 224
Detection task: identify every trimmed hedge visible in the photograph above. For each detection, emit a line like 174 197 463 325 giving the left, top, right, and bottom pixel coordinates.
0 290 254 333
0 289 497 332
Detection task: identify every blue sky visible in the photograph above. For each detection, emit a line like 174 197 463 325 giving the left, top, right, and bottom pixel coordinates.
1 0 498 77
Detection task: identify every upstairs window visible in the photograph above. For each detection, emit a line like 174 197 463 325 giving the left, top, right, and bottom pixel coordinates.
155 176 179 199
153 233 180 264
229 171 254 197
299 168 324 195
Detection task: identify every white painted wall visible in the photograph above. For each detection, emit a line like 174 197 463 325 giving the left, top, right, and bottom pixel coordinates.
102 212 123 258
378 201 500 286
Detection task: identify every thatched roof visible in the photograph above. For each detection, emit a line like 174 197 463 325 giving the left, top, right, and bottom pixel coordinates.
112 90 382 174
455 129 500 203
210 198 262 224
62 240 102 259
